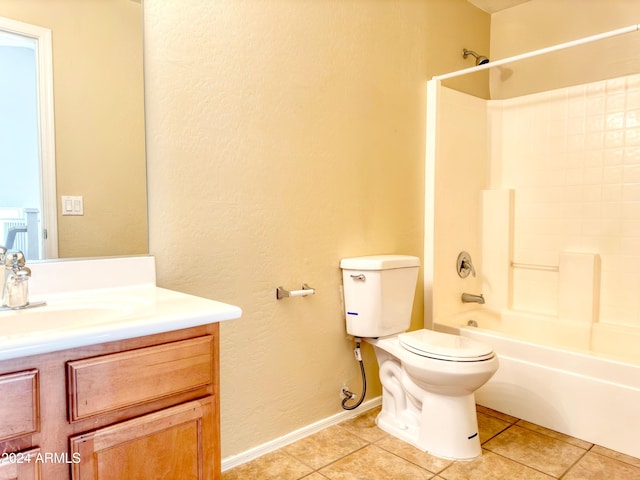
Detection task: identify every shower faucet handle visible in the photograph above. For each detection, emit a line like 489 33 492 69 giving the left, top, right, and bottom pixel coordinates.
456 251 476 278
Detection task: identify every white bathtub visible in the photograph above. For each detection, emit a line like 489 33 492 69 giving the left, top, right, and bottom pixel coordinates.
435 309 640 459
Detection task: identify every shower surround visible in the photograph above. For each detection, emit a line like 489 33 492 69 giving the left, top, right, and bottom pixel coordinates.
487 73 640 328
426 73 640 458
428 72 640 348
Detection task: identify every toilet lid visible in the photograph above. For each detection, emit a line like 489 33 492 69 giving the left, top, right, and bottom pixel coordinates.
398 329 495 362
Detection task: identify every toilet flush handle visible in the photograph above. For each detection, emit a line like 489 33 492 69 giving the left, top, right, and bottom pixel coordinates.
350 274 366 281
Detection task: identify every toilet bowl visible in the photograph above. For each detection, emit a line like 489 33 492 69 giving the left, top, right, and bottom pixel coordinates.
340 255 499 460
367 329 498 460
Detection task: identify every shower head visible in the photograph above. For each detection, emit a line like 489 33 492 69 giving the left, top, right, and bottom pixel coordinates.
463 48 489 66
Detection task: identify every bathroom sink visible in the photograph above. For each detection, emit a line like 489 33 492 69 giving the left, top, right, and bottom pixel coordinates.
0 301 138 337
0 256 242 362
0 285 241 361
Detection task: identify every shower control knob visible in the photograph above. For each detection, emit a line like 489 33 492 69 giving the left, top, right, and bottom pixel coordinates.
456 251 476 278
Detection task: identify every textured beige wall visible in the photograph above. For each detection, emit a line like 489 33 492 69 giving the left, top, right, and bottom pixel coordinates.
0 0 147 258
428 0 491 99
490 0 640 98
144 0 488 458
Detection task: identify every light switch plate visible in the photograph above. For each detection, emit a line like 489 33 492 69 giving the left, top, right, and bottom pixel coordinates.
61 195 84 216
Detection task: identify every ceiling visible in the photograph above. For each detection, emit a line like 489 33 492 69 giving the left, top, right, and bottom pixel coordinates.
467 0 530 14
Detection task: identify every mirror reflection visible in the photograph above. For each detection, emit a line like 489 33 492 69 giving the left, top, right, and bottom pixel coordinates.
0 0 147 260
0 29 43 259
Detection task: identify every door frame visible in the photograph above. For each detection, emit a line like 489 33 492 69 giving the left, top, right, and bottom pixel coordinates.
0 16 57 259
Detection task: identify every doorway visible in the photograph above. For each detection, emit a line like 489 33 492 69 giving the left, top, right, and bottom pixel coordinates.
0 17 57 260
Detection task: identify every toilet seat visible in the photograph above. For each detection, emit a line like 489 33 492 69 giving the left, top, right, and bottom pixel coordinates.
398 329 495 362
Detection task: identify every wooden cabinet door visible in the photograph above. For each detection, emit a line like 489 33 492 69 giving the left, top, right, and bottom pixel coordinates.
70 397 217 480
0 448 41 480
0 370 39 442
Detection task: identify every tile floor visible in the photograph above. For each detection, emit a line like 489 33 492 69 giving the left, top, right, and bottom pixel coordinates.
222 405 640 480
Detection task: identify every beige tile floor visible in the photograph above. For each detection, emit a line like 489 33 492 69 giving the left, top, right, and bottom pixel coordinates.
222 405 640 480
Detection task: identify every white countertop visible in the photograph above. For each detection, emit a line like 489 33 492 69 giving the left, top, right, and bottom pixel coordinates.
0 256 242 361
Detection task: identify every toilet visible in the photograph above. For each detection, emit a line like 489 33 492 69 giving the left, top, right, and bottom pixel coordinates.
340 254 499 460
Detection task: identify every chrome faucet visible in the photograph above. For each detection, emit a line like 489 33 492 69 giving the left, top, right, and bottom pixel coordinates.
0 251 46 311
2 251 32 309
461 292 485 304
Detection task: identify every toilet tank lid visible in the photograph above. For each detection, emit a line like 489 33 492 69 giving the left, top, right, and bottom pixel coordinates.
340 255 420 270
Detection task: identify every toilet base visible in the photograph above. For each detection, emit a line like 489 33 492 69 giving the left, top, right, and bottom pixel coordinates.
367 334 497 460
376 390 482 460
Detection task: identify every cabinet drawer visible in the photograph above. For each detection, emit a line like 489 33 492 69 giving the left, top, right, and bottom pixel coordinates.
0 370 39 442
67 336 213 422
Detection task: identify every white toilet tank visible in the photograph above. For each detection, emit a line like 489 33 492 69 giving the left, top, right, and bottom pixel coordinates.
340 255 420 338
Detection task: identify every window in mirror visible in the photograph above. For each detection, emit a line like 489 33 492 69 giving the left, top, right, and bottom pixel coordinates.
0 17 57 260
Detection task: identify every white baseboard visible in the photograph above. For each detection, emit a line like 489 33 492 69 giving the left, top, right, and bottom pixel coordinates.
221 396 382 472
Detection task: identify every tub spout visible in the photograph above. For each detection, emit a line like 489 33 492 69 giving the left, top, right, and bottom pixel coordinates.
461 293 485 304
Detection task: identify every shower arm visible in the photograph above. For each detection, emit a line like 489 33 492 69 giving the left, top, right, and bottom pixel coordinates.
463 49 488 65
463 49 477 59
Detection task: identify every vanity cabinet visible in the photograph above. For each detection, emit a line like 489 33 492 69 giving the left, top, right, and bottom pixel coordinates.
0 323 221 480
0 448 41 480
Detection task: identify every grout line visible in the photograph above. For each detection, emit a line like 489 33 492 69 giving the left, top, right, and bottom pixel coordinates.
483 423 590 479
588 445 640 468
373 439 443 476
514 420 594 450
221 396 381 471
484 448 560 479
585 448 640 469
277 449 317 476
557 447 590 480
480 424 511 445
311 443 373 473
224 404 640 479
476 406 520 425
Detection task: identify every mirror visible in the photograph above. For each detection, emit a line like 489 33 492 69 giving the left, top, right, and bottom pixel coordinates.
0 0 147 259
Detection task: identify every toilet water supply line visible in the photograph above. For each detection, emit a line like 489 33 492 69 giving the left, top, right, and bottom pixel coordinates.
341 337 367 410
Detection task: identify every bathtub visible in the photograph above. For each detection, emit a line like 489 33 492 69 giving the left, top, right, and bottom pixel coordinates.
434 309 640 459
